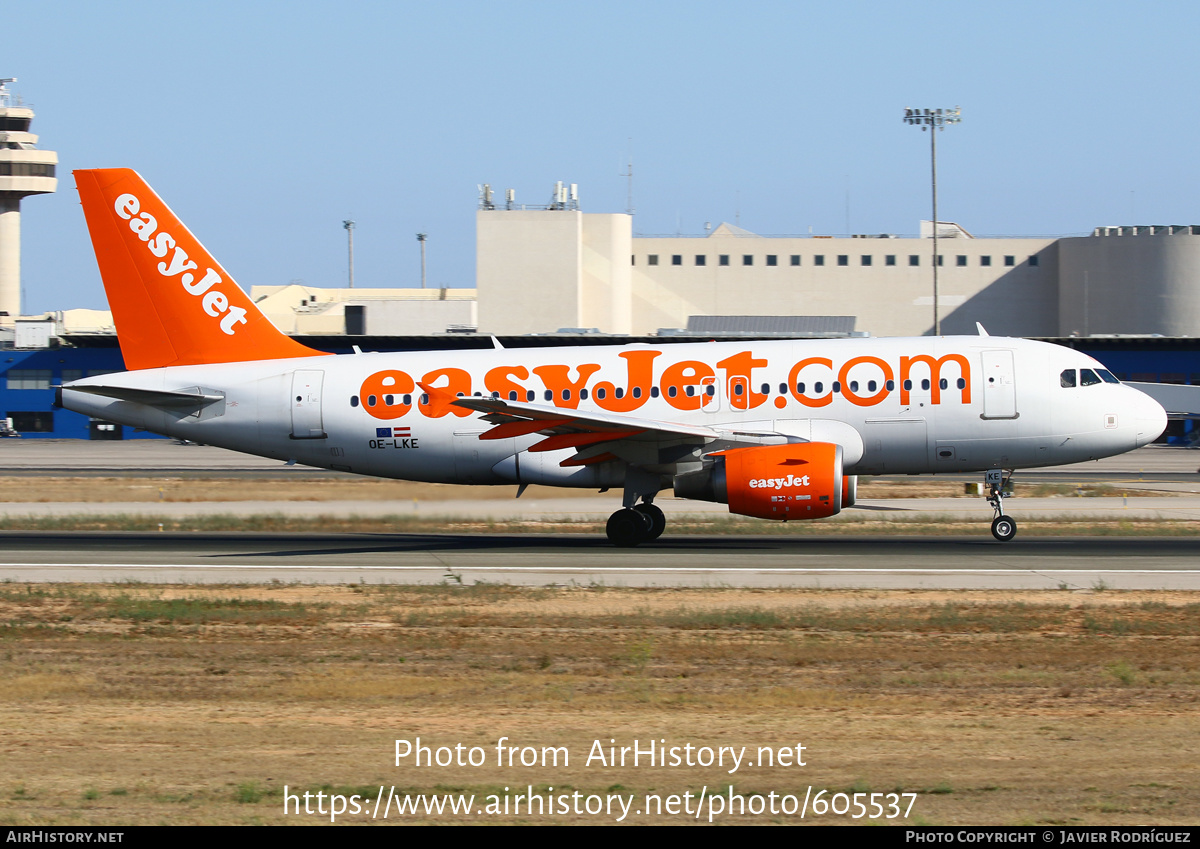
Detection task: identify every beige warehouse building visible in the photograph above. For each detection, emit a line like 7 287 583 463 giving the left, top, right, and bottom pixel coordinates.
477 194 1200 339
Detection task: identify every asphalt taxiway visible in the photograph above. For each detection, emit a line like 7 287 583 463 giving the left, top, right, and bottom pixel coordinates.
3 531 1199 589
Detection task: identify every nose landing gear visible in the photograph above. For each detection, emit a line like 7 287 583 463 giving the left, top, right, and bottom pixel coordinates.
985 469 1017 542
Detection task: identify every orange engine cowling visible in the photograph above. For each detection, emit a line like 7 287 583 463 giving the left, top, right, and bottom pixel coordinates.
674 442 845 521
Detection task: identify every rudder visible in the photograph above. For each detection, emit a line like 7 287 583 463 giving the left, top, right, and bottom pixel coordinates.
74 168 326 370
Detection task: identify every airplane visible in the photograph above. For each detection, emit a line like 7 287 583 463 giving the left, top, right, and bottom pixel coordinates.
59 168 1169 546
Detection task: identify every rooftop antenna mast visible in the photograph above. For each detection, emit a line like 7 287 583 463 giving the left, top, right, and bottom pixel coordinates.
619 140 634 216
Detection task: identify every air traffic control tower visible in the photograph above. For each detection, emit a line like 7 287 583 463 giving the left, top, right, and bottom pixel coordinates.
0 78 57 328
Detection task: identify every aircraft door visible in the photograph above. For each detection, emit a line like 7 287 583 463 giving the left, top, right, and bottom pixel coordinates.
981 350 1018 419
290 370 326 439
701 375 720 412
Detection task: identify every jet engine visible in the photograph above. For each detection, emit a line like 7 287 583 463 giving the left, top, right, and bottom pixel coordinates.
674 442 845 520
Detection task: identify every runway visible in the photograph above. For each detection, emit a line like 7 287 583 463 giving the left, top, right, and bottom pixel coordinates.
2 440 1199 484
3 531 1200 589
2 441 1198 589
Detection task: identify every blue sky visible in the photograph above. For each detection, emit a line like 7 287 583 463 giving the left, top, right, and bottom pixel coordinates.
7 1 1199 313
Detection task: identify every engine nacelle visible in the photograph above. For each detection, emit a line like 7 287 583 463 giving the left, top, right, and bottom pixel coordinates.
842 474 857 509
674 442 845 521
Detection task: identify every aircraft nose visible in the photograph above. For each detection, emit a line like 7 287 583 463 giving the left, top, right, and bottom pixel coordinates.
1131 388 1168 447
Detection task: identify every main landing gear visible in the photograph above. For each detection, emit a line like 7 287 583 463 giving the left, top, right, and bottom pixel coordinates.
606 502 665 547
985 468 1017 542
606 467 667 547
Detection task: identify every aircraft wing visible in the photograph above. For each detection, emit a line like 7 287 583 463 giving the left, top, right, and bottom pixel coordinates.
450 395 721 462
424 383 843 468
435 383 797 468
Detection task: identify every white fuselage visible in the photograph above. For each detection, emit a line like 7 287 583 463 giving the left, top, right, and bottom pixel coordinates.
60 336 1167 490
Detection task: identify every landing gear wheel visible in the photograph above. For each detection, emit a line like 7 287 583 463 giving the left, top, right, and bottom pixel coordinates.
607 508 649 547
991 515 1017 542
633 503 666 540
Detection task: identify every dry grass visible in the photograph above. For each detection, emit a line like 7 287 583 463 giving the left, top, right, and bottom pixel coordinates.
1 584 1198 825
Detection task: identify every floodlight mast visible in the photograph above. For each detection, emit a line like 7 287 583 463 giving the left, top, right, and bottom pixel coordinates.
343 219 355 288
904 106 961 336
416 232 427 289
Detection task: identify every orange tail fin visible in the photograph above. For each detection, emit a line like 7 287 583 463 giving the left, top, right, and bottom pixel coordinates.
74 168 327 370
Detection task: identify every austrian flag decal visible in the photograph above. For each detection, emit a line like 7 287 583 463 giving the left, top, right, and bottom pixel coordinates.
375 427 411 438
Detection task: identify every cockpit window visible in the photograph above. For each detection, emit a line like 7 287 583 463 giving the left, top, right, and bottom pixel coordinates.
1097 369 1120 384
1060 369 1076 388
1080 368 1102 387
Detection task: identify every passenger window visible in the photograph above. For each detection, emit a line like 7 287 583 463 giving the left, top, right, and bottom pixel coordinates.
350 396 359 408
849 381 859 392
668 385 678 398
956 379 965 390
706 385 715 397
1080 369 1102 387
867 380 877 392
367 395 377 407
651 386 660 398
796 382 806 394
921 379 931 390
1060 369 1076 388
403 394 411 405
526 390 536 401
384 394 394 405
814 382 824 393
903 380 912 391
508 391 518 401
685 385 695 397
734 384 744 396
761 383 770 395
633 387 642 398
596 387 606 400
938 378 947 391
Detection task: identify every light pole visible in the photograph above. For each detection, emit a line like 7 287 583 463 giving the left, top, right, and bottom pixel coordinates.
343 219 355 288
904 106 961 336
416 232 427 289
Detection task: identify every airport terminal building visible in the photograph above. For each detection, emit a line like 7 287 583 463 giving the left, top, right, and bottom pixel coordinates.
476 204 1200 340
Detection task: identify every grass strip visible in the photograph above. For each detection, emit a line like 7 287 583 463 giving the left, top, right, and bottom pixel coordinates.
0 512 1197 535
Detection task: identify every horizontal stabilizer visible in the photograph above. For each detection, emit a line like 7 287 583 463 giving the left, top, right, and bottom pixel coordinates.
64 385 224 411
